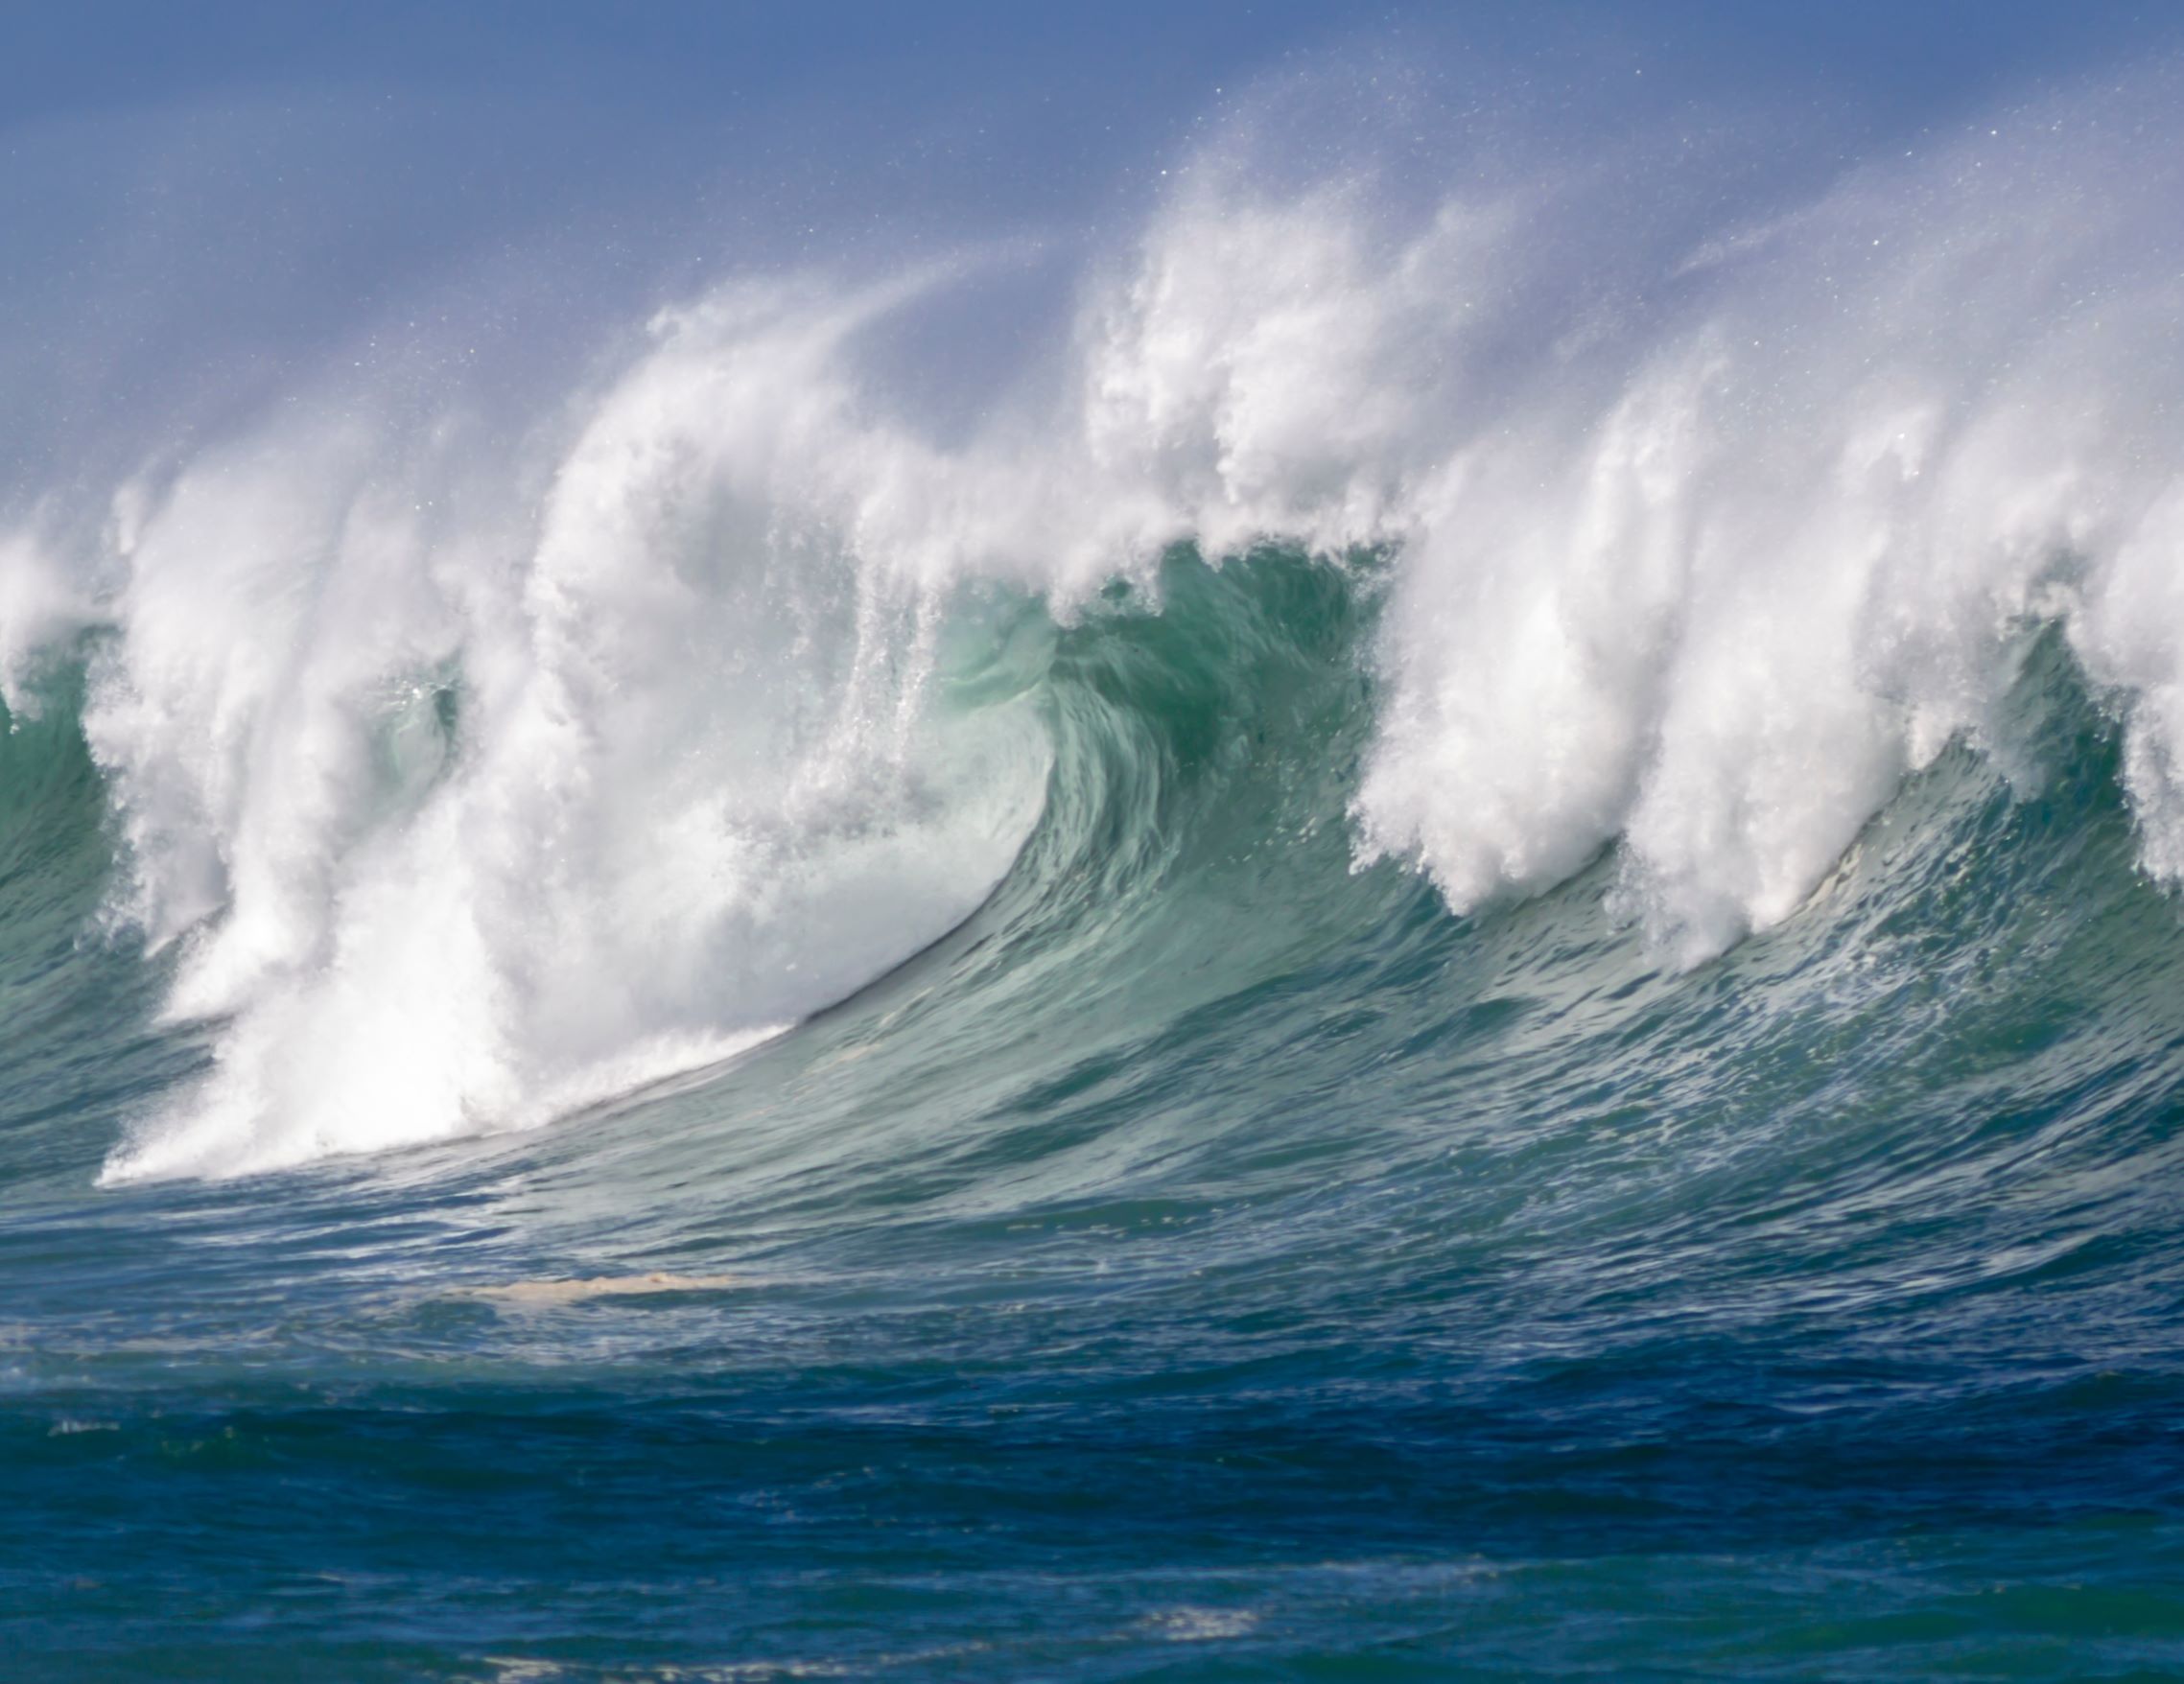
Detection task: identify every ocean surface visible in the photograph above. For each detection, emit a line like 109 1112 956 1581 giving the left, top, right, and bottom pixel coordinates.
10 40 2184 1680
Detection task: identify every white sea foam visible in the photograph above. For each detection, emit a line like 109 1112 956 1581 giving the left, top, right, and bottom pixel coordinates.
0 529 94 714
21 63 2184 1178
85 287 1055 1181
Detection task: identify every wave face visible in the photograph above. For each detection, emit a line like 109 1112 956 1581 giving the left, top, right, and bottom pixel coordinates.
11 50 2184 1683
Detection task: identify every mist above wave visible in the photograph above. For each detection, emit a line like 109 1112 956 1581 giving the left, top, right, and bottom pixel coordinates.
3 60 2181 1178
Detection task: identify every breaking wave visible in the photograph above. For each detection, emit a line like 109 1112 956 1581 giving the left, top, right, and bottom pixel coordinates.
1 64 2182 1183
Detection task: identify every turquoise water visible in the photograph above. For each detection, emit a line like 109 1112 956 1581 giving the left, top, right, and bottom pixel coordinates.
9 550 2184 1678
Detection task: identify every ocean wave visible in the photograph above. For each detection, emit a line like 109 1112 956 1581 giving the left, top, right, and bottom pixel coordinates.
1 64 2182 1180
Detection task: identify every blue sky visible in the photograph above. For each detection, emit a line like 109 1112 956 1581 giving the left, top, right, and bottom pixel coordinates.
12 3 2178 147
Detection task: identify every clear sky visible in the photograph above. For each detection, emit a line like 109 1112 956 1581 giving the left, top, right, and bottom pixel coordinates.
11 2 2178 140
